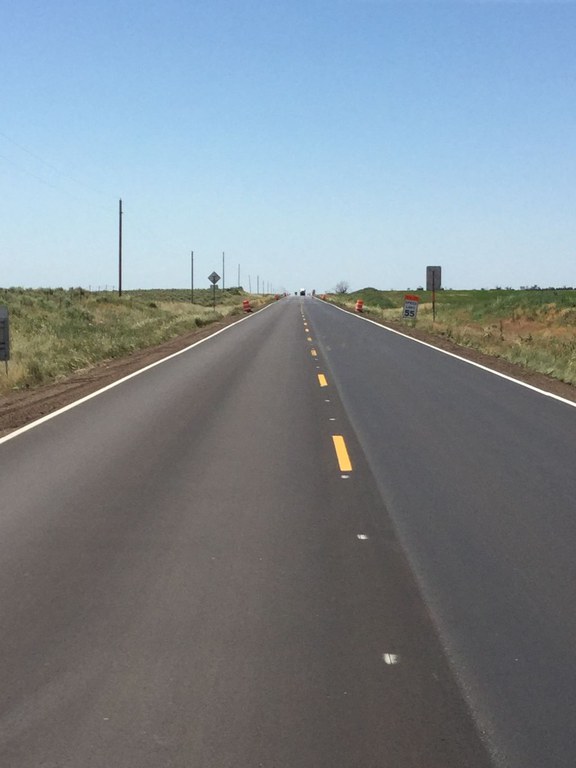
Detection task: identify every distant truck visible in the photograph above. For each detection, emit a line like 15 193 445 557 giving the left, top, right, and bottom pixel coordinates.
300 289 306 296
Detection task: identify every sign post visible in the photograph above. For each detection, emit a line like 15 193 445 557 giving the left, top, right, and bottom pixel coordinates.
403 294 420 322
0 306 10 374
208 271 221 309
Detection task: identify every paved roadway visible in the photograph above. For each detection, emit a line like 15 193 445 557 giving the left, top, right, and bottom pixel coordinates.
0 295 573 767
309 298 576 768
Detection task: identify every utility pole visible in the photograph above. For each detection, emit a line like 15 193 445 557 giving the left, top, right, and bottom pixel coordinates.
248 275 252 292
257 275 260 294
190 250 194 303
237 263 240 288
118 199 123 297
222 251 225 290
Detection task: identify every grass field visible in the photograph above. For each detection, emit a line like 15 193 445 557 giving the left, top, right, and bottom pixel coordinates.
0 287 265 395
330 287 576 386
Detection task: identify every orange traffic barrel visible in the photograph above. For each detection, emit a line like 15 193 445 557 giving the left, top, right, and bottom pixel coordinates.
242 299 252 312
355 299 364 313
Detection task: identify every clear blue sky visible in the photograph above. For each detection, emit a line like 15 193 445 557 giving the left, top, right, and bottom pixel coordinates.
1 0 575 292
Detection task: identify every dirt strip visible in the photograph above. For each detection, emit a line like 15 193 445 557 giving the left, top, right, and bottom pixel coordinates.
1 307 575 439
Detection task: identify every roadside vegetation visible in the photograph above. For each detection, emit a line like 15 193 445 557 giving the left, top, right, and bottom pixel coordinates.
328 287 576 386
0 287 263 395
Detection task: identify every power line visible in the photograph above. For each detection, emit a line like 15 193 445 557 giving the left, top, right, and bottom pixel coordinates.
0 129 112 200
0 153 112 215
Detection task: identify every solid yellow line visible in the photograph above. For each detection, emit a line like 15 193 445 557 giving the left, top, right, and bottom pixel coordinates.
307 336 312 341
311 349 317 357
318 374 328 387
332 435 352 472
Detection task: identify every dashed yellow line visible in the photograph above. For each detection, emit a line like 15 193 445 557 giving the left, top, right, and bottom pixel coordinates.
311 349 317 358
332 435 353 472
307 336 312 342
318 374 328 387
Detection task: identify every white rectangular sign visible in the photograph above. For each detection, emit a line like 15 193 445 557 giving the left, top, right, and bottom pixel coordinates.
403 294 420 320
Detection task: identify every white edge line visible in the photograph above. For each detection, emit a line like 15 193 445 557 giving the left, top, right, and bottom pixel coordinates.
0 304 276 446
321 299 576 410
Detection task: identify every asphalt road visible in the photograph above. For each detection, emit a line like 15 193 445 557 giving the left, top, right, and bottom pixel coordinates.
308 298 576 768
0 295 572 766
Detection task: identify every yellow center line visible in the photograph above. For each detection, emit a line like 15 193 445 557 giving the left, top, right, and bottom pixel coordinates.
332 435 353 472
311 349 317 357
307 336 312 341
318 374 328 387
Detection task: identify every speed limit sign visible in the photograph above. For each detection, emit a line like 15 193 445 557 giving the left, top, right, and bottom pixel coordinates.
403 294 420 320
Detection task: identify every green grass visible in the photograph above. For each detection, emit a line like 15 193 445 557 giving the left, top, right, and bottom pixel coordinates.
0 287 261 394
344 287 576 316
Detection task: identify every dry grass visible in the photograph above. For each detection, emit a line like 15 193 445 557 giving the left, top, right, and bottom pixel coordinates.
0 287 262 394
